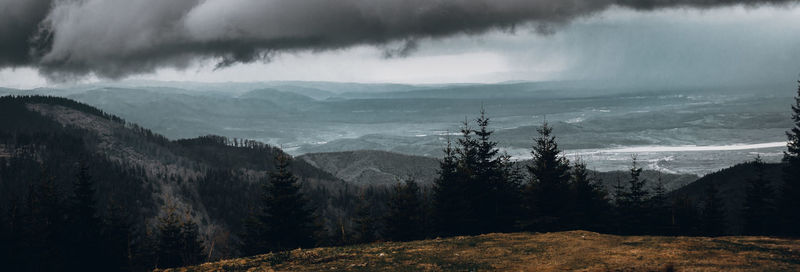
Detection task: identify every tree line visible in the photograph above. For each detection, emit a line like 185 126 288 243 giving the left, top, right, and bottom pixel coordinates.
2 83 800 270
0 163 207 271
241 84 800 254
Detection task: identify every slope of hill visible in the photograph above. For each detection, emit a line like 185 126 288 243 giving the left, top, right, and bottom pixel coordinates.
165 230 800 272
0 95 344 259
298 150 440 186
668 162 785 234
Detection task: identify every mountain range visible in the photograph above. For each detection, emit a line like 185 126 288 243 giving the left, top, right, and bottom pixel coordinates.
0 93 788 257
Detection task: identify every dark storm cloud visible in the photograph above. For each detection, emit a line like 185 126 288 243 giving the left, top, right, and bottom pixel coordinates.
0 0 52 66
0 0 795 80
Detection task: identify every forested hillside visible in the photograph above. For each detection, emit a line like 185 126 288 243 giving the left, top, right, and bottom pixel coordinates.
0 96 371 270
668 162 785 234
2 91 799 271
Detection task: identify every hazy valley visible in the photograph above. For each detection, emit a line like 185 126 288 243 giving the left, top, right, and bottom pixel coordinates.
1 80 792 176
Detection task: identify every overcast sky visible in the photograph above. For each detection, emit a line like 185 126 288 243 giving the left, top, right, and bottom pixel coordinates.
1 1 799 89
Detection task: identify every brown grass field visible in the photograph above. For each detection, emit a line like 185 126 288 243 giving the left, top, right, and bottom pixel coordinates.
161 230 800 271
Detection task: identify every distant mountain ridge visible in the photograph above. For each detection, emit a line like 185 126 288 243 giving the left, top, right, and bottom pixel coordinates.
299 149 698 192
299 150 440 186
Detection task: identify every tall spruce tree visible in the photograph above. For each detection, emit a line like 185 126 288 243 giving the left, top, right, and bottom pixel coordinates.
0 204 8 270
26 173 67 271
617 157 649 234
240 207 266 256
384 178 424 241
781 80 800 236
568 160 610 232
648 177 670 235
433 136 470 236
66 164 103 270
743 156 776 235
525 121 571 231
612 177 626 234
473 109 520 233
154 206 205 269
155 206 185 269
353 194 377 243
101 201 133 271
243 153 317 253
179 213 206 266
456 118 482 234
700 182 726 236
433 110 520 236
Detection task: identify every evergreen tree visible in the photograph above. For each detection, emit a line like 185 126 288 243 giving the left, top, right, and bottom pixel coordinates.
433 110 520 236
781 80 800 236
242 153 317 253
568 160 610 232
384 178 424 241
612 177 626 234
473 109 520 233
353 194 377 243
700 182 726 236
743 156 776 235
455 118 482 234
0 199 15 271
647 177 670 235
617 157 650 234
525 121 571 231
66 164 103 270
432 136 470 236
240 207 266 256
179 213 206 266
155 207 185 269
24 173 67 271
101 201 133 271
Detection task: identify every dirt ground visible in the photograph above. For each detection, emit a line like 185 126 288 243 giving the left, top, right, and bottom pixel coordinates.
162 230 800 272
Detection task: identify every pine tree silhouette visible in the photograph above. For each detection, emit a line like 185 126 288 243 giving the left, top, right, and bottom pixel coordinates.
240 206 266 256
648 177 670 235
384 178 424 241
179 213 206 266
473 109 520 233
781 80 800 236
433 135 469 237
66 164 103 270
353 194 377 243
568 160 611 232
456 118 482 234
617 157 650 234
101 201 133 271
25 172 67 271
155 206 185 269
243 153 317 253
525 121 571 231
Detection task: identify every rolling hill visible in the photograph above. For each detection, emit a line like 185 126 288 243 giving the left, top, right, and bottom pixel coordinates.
299 150 698 192
298 150 441 186
668 161 785 234
0 95 344 259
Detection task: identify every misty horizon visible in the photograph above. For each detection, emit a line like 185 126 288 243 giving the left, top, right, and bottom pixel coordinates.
2 1 800 271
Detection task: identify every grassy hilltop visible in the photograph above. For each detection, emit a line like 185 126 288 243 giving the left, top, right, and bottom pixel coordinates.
162 230 800 272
